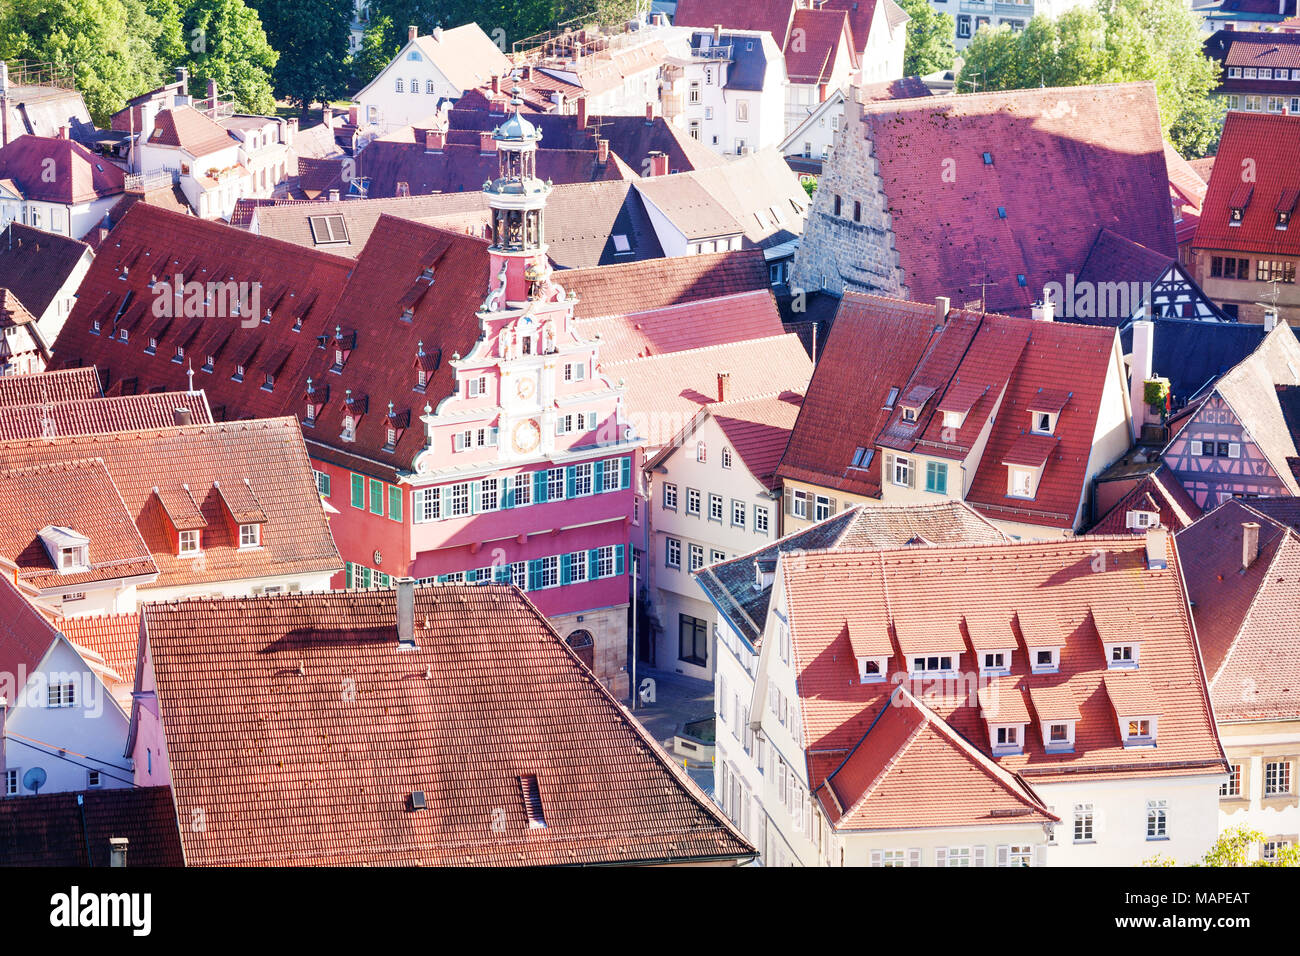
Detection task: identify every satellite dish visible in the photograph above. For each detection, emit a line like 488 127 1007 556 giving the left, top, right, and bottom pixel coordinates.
23 767 47 795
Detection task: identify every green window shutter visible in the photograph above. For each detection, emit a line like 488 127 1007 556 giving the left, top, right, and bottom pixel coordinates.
503 480 515 509
615 544 625 575
351 473 364 509
593 459 604 491
620 456 631 489
528 560 542 591
388 485 403 522
566 466 576 498
369 479 383 515
345 562 354 588
561 552 572 585
588 549 598 580
495 564 510 584
534 470 548 503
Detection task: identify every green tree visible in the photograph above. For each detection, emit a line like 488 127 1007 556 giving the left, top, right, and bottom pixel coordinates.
1142 825 1300 867
896 0 955 78
350 12 399 89
957 0 1224 157
250 0 353 111
0 0 170 125
180 0 279 114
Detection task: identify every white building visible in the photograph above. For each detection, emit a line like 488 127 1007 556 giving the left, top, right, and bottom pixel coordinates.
643 392 804 680
699 526 1228 865
0 133 124 240
663 29 787 156
354 24 511 135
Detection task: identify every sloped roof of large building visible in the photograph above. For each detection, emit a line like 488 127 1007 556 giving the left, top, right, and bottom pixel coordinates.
821 684 1056 831
137 585 754 866
1178 498 1300 722
784 8 857 84
673 0 799 48
695 500 1007 647
0 391 211 441
576 289 783 363
411 24 512 91
561 249 771 319
0 366 100 406
1119 318 1270 408
851 82 1177 315
145 106 235 157
1194 111 1300 258
0 785 184 866
778 294 1119 529
0 223 91 318
0 134 125 204
781 537 1226 790
0 417 341 590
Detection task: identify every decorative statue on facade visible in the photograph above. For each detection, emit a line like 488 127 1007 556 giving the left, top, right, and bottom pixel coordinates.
481 260 509 313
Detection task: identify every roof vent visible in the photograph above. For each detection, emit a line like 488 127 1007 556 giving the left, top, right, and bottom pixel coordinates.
1144 526 1168 571
409 790 427 810
519 774 546 828
108 837 128 868
396 576 417 649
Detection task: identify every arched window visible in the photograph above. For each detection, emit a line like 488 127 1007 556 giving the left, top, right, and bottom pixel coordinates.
696 441 707 463
566 630 595 670
395 78 404 93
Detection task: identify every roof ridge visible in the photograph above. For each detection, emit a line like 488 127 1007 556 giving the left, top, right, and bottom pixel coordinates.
603 332 799 366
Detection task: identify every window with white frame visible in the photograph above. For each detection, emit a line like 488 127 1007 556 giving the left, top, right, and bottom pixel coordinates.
910 654 955 675
814 495 832 521
755 506 770 534
689 544 704 572
942 846 972 867
1125 718 1155 745
1031 647 1060 674
879 849 908 867
666 538 681 569
1001 845 1033 867
601 460 621 492
239 524 261 548
48 680 76 707
1265 761 1292 795
480 477 500 511
697 442 707 463
708 494 724 522
858 656 887 683
511 562 527 590
539 555 559 589
596 546 615 577
573 463 593 496
1074 804 1094 843
513 473 532 507
1221 764 1242 797
686 488 701 515
449 482 471 517
569 551 589 582
721 446 733 469
4 768 17 795
87 770 102 788
663 482 678 509
548 468 565 501
981 650 1011 674
178 530 201 556
1146 800 1167 840
792 489 808 519
1008 467 1035 498
1109 643 1138 668
413 487 441 522
892 455 911 487
731 500 746 528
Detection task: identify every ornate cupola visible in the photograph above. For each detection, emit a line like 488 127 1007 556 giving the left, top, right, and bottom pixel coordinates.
480 89 554 310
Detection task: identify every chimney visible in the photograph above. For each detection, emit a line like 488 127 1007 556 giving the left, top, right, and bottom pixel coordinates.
432 26 443 41
1145 526 1168 571
328 188 340 202
58 125 67 140
819 83 828 103
206 78 218 111
396 576 416 648
140 100 160 151
322 106 334 129
577 96 589 130
348 105 358 125
174 66 188 89
596 137 609 162
173 406 192 426
425 128 445 152
716 371 731 402
480 130 496 153
645 102 655 125
1130 319 1155 441
408 24 418 42
285 116 297 146
1031 299 1055 322
109 837 128 868
1242 522 1261 570
934 296 950 322
491 75 501 95
648 151 668 176
1264 306 1279 332
713 23 722 43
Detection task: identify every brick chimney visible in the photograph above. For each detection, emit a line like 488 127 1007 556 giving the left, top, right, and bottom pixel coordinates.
425 128 445 152
58 125 68 140
935 296 950 323
1242 522 1261 570
480 130 497 153
645 102 655 125
323 106 334 129
577 96 589 130
173 406 192 426
491 75 501 94
206 78 218 110
713 24 722 43
329 188 340 202
648 151 668 176
1031 299 1055 322
597 138 609 162
408 24 418 42
717 371 731 402
348 105 359 125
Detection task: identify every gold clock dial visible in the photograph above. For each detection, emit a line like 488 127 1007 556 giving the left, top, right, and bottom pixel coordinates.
512 418 540 453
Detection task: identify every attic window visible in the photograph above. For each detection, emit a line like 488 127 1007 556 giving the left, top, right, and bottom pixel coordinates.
883 387 899 409
342 415 356 442
850 446 874 469
857 656 887 684
1031 647 1060 674
910 654 956 676
1031 411 1055 435
997 207 1006 219
1126 509 1158 530
1106 642 1140 670
1017 274 1028 287
1123 718 1157 747
239 524 261 548
59 545 89 572
612 234 631 254
178 529 201 557
519 775 547 829
1007 466 1036 499
979 650 1012 675
982 152 993 165
308 215 349 245
1229 184 1253 225
901 405 918 423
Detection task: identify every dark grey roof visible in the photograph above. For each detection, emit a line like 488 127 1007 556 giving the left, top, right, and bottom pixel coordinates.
1121 318 1276 406
689 32 770 93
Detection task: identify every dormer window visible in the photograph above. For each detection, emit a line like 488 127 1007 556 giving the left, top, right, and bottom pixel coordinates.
59 545 89 572
1032 411 1055 435
1008 466 1035 498
202 354 214 372
993 725 1021 754
901 405 918 423
40 527 90 574
1124 718 1156 746
942 410 965 429
1126 509 1158 530
416 369 428 390
910 654 956 676
239 524 261 548
979 650 1013 675
342 415 356 442
1030 647 1061 674
1229 183 1252 226
1106 642 1140 670
386 426 397 449
178 529 201 556
857 656 888 684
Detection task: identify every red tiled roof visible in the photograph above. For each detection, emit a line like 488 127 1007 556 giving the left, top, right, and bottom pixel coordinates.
140 585 754 866
1178 497 1300 722
711 392 804 488
0 786 184 866
783 537 1226 788
0 573 63 695
0 223 91 318
1028 683 1082 723
1076 228 1175 293
0 391 211 440
1223 32 1300 69
978 676 1032 723
608 334 812 450
822 685 1055 831
576 289 783 362
1194 111 1300 258
0 417 341 590
0 287 37 328
0 134 125 204
1002 433 1057 469
784 9 856 84
146 106 235 157
0 458 157 591
561 249 771 319
672 0 799 49
0 367 100 406
1090 465 1202 535
858 75 933 103
1103 670 1164 716
854 83 1177 314
58 610 140 702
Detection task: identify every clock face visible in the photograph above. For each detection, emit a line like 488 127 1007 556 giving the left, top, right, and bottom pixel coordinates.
516 376 536 400
512 418 540 454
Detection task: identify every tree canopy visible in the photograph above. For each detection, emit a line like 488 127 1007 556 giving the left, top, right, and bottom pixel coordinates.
956 0 1224 157
896 0 955 79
